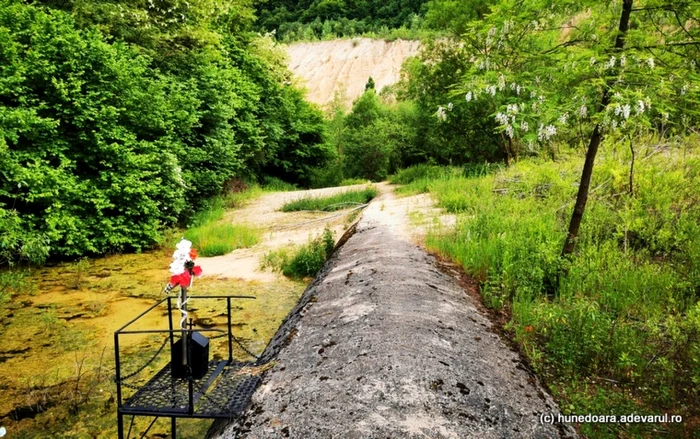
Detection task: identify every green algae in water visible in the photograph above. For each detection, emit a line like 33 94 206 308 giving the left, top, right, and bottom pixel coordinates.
0 247 307 438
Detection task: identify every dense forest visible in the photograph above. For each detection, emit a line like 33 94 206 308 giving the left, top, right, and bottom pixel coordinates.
255 0 428 41
254 0 495 41
0 0 332 262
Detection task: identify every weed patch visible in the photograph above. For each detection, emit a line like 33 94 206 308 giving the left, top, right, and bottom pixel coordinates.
281 187 377 212
263 229 335 279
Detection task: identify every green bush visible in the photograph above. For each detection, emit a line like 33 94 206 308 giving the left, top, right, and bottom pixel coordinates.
0 1 330 260
281 187 378 212
281 229 335 278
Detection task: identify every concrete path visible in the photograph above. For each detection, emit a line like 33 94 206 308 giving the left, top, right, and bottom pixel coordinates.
209 187 577 438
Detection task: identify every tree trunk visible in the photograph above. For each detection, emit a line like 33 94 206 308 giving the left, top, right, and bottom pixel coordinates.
561 0 634 257
628 134 635 196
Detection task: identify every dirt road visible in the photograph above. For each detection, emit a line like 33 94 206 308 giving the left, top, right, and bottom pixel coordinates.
209 186 577 438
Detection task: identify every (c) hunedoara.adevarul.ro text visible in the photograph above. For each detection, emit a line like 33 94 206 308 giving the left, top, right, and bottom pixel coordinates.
540 413 683 425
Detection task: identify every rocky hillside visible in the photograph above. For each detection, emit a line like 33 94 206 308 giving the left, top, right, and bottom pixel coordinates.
285 38 420 109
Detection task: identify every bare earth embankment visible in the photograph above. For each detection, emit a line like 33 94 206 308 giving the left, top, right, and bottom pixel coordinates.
210 186 577 438
285 38 420 109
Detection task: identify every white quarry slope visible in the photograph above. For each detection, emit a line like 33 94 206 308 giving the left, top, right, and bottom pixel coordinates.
285 38 421 109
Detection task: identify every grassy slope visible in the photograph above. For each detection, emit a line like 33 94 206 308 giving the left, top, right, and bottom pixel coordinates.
394 139 700 438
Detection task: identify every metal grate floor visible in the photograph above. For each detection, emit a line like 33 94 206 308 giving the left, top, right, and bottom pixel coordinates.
121 360 260 418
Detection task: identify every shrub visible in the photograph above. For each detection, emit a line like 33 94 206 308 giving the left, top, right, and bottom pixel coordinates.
281 229 335 278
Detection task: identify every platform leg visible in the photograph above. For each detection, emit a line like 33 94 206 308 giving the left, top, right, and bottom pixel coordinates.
171 417 177 438
117 413 124 439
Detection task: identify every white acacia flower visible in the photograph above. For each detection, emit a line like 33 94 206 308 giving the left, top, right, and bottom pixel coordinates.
520 120 529 132
635 100 645 115
622 104 631 119
498 74 506 91
487 85 497 96
681 85 688 95
495 112 509 125
437 106 447 121
578 105 588 118
506 104 519 114
647 57 655 69
516 85 521 95
604 56 616 69
620 55 627 67
538 124 557 141
503 20 513 34
466 91 473 102
448 102 454 111
590 57 597 66
558 112 569 125
505 124 514 139
530 90 537 99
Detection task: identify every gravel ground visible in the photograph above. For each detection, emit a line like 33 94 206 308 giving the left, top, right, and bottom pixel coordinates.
209 188 578 439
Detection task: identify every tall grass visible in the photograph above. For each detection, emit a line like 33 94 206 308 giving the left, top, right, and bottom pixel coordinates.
262 229 335 278
183 186 263 257
411 139 700 438
184 223 260 257
281 187 378 212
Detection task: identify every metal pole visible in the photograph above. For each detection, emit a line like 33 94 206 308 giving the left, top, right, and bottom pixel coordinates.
114 333 122 406
167 297 174 358
171 417 177 438
180 287 188 368
117 413 124 439
227 297 233 363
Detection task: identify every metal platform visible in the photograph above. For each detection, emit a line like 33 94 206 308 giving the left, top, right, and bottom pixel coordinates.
114 294 261 438
121 360 260 418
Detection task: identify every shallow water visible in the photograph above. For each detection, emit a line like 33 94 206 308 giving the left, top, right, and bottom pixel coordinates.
0 248 306 438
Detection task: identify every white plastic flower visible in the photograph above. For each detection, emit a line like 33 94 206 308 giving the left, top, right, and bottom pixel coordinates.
170 239 193 275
